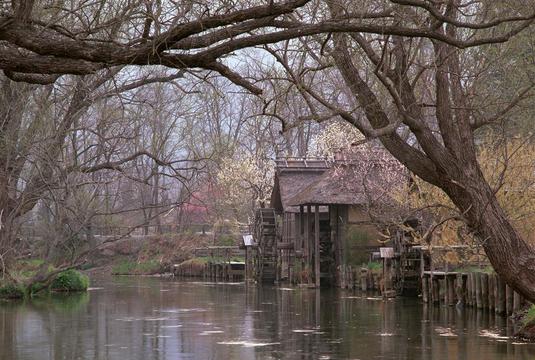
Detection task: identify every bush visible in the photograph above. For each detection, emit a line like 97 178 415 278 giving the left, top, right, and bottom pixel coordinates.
50 270 89 292
523 305 535 326
367 261 383 271
0 283 25 299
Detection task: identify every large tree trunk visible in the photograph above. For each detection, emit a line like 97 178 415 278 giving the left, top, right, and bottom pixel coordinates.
439 166 535 301
328 26 535 302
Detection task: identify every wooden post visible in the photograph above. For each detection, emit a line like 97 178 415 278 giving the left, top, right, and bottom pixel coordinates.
305 205 311 283
361 268 367 291
496 276 506 315
506 284 514 315
513 291 521 313
446 275 455 306
299 205 304 254
422 274 429 303
330 205 340 287
348 265 354 289
245 247 249 280
488 275 495 312
466 274 471 306
314 205 320 288
481 273 489 309
432 277 440 304
467 273 473 306
456 273 465 306
475 273 482 309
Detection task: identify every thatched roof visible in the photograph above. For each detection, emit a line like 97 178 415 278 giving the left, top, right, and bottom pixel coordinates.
287 146 408 207
270 167 328 212
287 164 368 206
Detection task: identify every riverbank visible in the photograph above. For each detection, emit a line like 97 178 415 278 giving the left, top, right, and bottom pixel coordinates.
89 233 211 276
0 260 89 299
516 305 535 341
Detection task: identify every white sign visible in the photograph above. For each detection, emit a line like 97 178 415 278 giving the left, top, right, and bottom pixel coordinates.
380 247 394 258
242 234 254 246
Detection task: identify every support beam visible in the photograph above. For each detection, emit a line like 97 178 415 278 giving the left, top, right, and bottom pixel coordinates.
305 205 310 284
315 205 320 288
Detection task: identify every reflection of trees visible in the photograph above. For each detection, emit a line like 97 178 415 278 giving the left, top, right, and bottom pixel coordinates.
247 286 342 358
2 280 535 359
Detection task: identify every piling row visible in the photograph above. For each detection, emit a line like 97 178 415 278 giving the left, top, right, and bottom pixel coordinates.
338 266 382 291
173 262 244 282
421 272 528 316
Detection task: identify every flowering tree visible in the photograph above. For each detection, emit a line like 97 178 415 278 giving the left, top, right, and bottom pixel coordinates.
216 153 274 221
308 121 364 159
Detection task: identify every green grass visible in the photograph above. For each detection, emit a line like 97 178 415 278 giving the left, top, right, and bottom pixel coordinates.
523 305 535 326
112 260 162 275
50 270 90 292
367 261 382 271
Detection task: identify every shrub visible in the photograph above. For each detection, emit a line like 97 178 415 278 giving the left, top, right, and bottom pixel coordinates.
50 270 89 292
367 261 383 271
523 305 535 326
0 283 25 299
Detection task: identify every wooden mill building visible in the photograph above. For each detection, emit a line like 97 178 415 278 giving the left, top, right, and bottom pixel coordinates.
251 144 416 289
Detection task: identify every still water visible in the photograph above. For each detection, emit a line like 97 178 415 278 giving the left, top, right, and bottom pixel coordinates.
1 277 535 360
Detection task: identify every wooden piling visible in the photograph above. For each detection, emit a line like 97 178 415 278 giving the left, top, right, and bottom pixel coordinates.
314 205 320 288
472 273 478 306
305 205 310 284
456 273 465 306
447 275 455 306
475 273 483 309
481 273 489 309
495 276 506 314
488 275 495 312
422 275 429 303
466 273 472 306
513 291 521 313
506 284 514 315
360 268 367 291
432 277 440 304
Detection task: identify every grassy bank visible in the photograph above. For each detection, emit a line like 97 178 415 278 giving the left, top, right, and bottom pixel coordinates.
516 305 535 341
111 259 162 275
0 259 89 300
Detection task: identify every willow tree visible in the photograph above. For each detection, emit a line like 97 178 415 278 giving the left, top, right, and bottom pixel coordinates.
258 1 535 300
3 0 535 300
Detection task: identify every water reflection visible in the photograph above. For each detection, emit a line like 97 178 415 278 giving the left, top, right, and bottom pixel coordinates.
0 277 534 359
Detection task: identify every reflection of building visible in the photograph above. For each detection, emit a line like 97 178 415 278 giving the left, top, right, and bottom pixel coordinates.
251 145 421 290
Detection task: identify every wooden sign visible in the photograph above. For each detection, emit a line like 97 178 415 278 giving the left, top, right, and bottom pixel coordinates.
380 247 394 258
242 234 254 246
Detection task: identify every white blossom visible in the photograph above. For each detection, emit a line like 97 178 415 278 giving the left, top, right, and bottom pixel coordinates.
308 121 364 159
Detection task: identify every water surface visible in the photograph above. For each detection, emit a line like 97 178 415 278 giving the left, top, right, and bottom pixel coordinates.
1 277 534 359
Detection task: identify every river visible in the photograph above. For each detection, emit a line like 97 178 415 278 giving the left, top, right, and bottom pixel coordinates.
1 276 534 359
